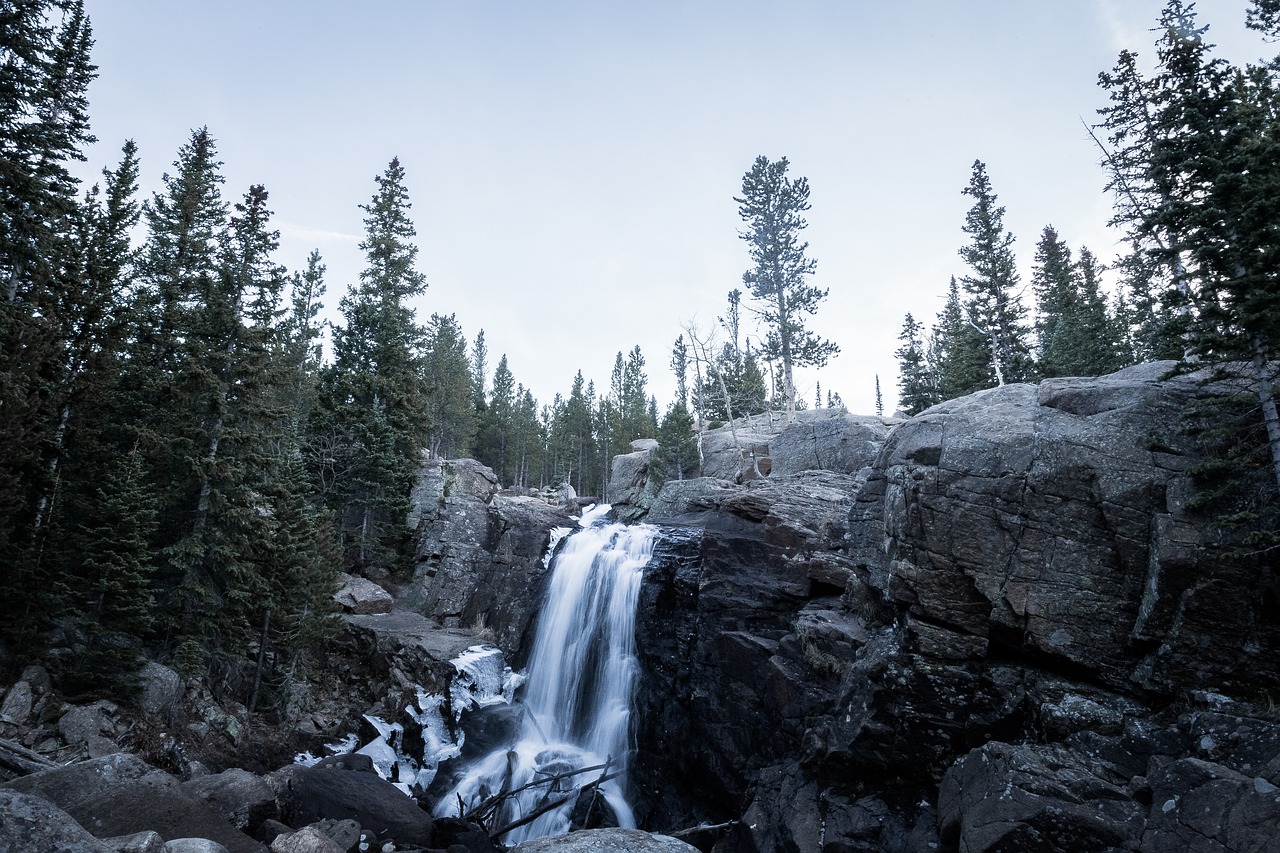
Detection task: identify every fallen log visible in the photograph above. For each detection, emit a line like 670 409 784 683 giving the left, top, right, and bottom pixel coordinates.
0 736 57 776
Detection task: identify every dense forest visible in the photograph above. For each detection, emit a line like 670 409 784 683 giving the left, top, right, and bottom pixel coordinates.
2 0 1279 716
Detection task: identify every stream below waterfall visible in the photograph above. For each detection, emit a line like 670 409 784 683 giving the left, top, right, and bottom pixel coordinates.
435 504 657 843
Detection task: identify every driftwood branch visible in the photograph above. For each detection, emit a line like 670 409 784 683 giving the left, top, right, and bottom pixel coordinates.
667 819 739 839
465 760 612 823
488 769 622 840
0 737 57 776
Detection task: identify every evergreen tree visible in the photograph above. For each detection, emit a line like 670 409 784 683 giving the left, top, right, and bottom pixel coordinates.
931 277 991 400
874 375 884 416
477 354 516 484
670 335 690 408
1033 229 1128 378
896 312 938 415
736 155 839 420
0 0 99 627
1097 0 1280 491
57 444 157 699
422 313 477 458
549 371 598 495
470 329 488 414
957 160 1033 385
320 157 430 572
285 249 327 418
652 402 699 486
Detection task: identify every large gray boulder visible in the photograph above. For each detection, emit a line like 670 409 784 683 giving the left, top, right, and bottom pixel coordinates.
182 768 278 833
767 409 896 477
331 574 392 615
0 788 111 852
137 662 184 717
2 753 264 853
849 365 1276 693
268 761 433 849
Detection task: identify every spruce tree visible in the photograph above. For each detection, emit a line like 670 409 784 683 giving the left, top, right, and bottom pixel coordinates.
931 277 991 400
0 0 99 630
321 158 430 572
1097 0 1280 492
957 160 1033 385
736 155 839 420
653 403 699 486
422 313 478 458
896 312 938 416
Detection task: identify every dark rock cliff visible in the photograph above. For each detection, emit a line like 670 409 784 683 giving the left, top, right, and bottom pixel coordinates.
618 364 1280 853
395 366 1278 852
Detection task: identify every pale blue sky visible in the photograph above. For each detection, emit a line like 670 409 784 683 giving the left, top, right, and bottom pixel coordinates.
78 0 1263 414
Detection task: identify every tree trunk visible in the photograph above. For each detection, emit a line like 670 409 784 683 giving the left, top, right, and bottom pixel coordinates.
1250 335 1280 496
248 608 271 713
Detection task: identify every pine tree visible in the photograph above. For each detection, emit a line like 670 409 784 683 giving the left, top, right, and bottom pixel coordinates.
422 313 477 458
896 312 938 416
874 375 884 417
476 354 516 484
653 402 699 486
285 249 327 417
470 329 488 414
321 158 430 572
1097 0 1280 492
1033 228 1128 378
931 277 991 400
957 160 1033 386
58 444 157 699
0 0 99 622
736 155 839 420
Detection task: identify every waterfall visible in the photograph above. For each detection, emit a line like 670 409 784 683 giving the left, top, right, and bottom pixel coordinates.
436 504 657 843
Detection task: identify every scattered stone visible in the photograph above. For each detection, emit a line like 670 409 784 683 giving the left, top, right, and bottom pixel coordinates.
164 841 231 853
268 826 344 853
138 662 184 716
332 574 393 616
101 830 168 852
60 703 109 744
0 680 33 725
307 819 360 851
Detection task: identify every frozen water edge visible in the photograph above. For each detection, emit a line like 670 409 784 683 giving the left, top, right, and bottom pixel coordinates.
293 642 522 795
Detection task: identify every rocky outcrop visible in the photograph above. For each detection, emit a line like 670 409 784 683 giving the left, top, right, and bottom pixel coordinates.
400 457 575 661
615 409 894 528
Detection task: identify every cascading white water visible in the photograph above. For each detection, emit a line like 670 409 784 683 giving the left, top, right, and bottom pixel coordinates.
436 504 657 843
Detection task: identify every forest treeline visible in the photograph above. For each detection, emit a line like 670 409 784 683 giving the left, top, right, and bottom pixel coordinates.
0 0 837 707
2 0 1278 710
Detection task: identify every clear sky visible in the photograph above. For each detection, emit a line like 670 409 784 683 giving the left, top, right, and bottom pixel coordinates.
76 0 1265 416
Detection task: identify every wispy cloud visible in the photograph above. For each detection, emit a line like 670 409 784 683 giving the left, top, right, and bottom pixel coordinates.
278 222 359 244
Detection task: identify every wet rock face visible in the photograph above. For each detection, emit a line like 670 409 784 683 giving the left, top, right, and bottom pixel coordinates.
632 472 867 829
